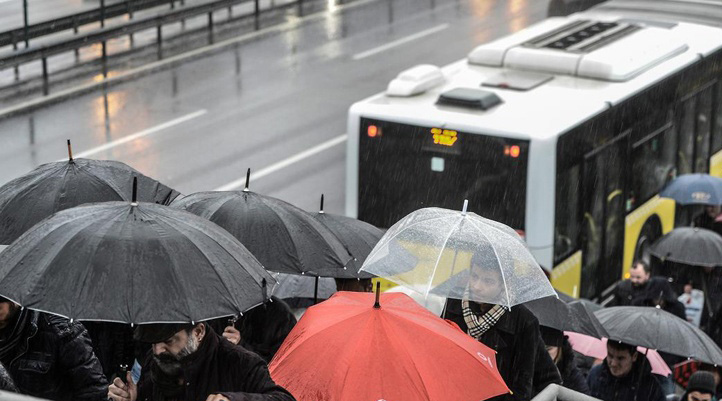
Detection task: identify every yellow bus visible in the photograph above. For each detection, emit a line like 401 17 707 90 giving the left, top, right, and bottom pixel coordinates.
346 1 722 301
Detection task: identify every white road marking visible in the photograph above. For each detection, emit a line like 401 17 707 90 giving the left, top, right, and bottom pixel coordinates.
352 23 450 60
69 109 207 159
214 134 348 191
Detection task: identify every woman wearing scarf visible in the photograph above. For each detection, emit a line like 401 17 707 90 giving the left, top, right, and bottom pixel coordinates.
443 255 561 400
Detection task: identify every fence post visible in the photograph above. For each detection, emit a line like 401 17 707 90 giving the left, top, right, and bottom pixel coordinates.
100 0 106 28
101 40 108 77
208 12 214 44
11 32 19 81
254 0 260 30
22 0 29 48
297 0 303 17
73 16 80 60
127 0 134 19
41 56 49 95
157 25 163 59
170 0 175 10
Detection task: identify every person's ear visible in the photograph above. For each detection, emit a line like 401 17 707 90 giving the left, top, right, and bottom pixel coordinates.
631 352 638 363
194 323 206 342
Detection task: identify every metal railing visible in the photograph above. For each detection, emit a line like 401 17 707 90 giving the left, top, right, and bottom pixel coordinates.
0 390 48 401
0 0 303 95
0 0 185 50
532 385 602 401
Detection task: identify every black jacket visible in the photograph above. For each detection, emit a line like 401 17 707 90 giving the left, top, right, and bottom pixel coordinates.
587 360 665 401
137 327 295 401
444 300 562 400
0 311 108 401
557 338 590 394
613 277 686 319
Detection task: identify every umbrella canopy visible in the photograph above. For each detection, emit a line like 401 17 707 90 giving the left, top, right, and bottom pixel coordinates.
269 291 509 401
565 332 671 376
0 158 180 244
172 190 352 276
595 306 722 365
0 201 274 324
311 195 384 278
649 227 722 267
271 273 337 301
360 204 555 307
660 174 722 205
524 295 607 338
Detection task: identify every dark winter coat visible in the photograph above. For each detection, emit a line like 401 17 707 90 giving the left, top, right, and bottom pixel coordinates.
0 311 108 401
137 326 295 401
587 359 665 401
612 277 675 307
557 338 590 394
444 300 562 400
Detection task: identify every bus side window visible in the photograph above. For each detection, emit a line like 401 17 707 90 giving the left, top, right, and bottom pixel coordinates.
694 87 713 173
678 98 696 175
554 164 581 263
631 125 677 205
713 82 722 156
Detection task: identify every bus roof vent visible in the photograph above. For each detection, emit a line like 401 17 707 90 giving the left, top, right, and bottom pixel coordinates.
386 64 445 97
436 88 502 110
468 18 688 81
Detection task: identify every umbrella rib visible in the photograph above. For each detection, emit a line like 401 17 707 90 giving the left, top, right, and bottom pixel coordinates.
424 214 464 299
467 218 511 307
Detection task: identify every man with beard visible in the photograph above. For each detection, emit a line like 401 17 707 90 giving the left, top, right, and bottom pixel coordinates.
611 261 679 310
107 322 295 401
0 297 108 400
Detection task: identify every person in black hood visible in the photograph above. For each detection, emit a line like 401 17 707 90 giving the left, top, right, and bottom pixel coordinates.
540 326 590 394
214 297 297 363
0 298 108 401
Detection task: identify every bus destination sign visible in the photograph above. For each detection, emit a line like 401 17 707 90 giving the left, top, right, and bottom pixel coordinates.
431 128 458 147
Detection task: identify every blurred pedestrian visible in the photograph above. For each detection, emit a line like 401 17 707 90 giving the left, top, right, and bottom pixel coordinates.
215 297 297 363
540 327 590 394
679 282 705 327
0 297 108 400
612 261 684 320
587 341 665 401
693 205 722 236
334 278 373 293
443 255 561 400
108 322 295 401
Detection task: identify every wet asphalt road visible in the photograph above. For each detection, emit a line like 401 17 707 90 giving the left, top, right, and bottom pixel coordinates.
0 0 549 215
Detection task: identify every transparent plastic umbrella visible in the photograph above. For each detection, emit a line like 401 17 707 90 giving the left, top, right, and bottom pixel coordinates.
360 202 555 307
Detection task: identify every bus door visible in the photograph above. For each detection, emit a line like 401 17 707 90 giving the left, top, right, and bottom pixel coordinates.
580 132 629 300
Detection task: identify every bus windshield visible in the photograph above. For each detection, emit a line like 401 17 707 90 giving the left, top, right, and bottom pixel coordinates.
358 118 529 230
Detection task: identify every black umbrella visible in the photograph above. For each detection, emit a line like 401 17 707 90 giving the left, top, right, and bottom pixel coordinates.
595 306 722 365
524 294 607 338
0 184 273 324
0 142 180 244
172 170 352 277
650 227 722 267
311 195 383 279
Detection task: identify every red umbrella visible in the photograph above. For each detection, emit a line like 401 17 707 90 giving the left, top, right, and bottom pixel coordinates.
269 289 509 401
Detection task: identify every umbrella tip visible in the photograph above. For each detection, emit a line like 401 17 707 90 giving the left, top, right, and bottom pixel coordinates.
131 177 138 206
462 199 468 215
243 168 251 192
67 139 74 163
319 194 325 214
373 282 381 309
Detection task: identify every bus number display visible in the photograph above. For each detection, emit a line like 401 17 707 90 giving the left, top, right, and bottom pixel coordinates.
431 128 458 147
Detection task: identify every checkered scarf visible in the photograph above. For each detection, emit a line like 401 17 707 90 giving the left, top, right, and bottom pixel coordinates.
462 299 506 339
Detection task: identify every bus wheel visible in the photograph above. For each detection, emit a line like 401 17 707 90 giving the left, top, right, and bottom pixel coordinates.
634 216 662 265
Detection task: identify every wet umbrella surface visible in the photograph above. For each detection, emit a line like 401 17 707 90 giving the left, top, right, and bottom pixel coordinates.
595 306 722 365
360 204 555 307
0 157 180 244
660 173 722 205
0 201 274 324
650 227 722 267
269 290 509 401
524 294 607 338
173 187 352 277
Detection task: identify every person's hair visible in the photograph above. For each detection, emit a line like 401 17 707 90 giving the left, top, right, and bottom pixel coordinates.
632 260 650 274
608 340 637 356
470 252 500 272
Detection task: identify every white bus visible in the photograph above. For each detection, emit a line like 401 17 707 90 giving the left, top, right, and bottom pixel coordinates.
345 1 722 300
